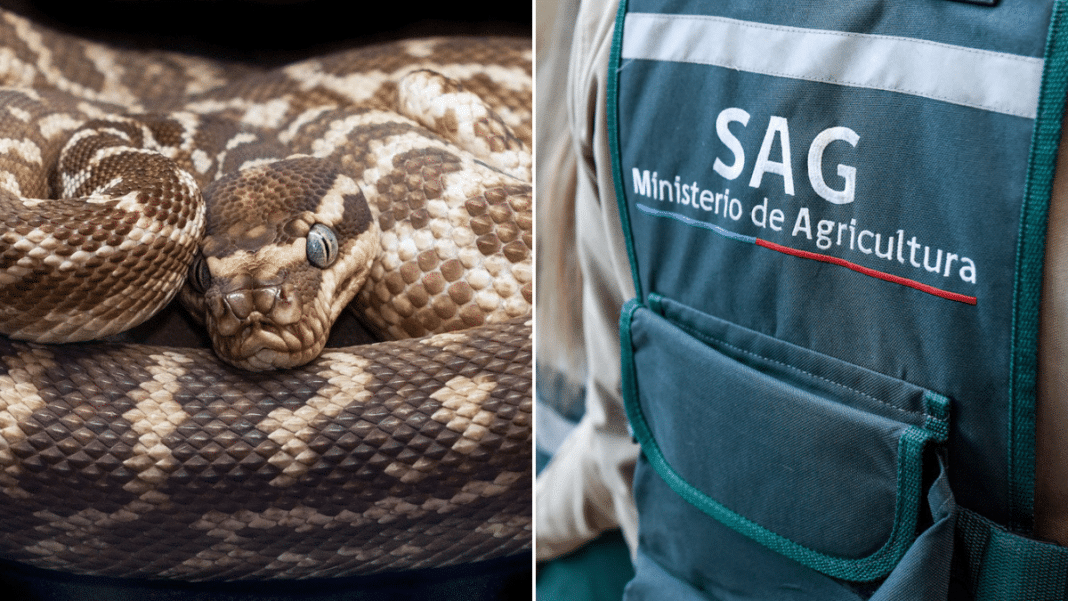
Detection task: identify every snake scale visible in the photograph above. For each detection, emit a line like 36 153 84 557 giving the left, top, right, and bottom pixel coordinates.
0 7 531 581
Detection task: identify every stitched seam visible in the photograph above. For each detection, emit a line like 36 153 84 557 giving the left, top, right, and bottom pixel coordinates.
663 58 1029 118
674 319 920 421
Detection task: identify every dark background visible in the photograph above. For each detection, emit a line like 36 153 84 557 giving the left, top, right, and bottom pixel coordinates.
0 0 531 64
0 0 532 599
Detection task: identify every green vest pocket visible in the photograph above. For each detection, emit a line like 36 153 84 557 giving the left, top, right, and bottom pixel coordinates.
620 294 950 582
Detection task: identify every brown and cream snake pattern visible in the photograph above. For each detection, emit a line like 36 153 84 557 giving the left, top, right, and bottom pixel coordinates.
0 8 531 580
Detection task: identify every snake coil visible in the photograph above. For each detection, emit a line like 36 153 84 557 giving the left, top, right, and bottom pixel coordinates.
0 8 531 580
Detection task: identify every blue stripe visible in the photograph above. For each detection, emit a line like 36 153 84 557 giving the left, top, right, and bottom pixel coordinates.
636 203 756 244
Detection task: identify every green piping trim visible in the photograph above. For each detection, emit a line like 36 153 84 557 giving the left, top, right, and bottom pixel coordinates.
1009 0 1068 532
648 292 664 314
607 0 643 301
924 391 951 443
619 299 944 582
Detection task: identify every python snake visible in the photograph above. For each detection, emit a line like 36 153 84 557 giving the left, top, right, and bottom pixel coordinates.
0 8 531 580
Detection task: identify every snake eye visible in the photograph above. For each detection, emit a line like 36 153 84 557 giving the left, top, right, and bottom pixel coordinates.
307 224 338 269
189 255 212 293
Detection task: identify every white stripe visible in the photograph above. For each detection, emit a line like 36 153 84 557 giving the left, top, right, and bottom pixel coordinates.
621 12 1044 119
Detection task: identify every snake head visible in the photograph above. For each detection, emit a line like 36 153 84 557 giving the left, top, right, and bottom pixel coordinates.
180 157 378 371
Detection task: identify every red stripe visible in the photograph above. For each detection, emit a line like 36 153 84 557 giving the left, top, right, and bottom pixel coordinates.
754 238 978 306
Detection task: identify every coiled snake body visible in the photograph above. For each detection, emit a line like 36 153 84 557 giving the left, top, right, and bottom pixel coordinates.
0 9 531 580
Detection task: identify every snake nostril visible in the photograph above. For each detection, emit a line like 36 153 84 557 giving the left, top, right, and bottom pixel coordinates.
225 291 255 320
252 287 278 314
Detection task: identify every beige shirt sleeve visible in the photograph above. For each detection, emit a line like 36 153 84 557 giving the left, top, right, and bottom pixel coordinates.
535 0 641 561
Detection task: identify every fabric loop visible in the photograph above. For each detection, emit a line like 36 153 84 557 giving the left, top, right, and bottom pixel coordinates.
956 508 1068 600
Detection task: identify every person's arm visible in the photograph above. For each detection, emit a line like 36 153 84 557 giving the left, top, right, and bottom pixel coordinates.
535 0 641 561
